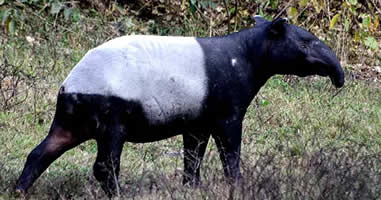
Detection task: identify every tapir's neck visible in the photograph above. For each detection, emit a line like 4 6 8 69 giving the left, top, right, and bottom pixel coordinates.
224 28 274 92
235 28 275 93
196 28 274 106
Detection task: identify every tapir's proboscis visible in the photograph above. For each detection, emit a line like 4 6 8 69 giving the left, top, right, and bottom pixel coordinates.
16 16 344 197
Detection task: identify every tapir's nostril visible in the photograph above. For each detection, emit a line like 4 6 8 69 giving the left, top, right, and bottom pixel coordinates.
336 77 345 88
330 73 345 88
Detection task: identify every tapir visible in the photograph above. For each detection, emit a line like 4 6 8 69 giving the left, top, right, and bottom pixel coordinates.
16 16 344 197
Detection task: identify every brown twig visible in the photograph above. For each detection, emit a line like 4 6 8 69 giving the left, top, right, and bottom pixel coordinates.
274 1 293 19
223 0 231 33
367 0 381 15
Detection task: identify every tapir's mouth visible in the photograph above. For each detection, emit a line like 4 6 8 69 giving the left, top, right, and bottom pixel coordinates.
307 56 345 88
330 74 344 88
329 63 345 88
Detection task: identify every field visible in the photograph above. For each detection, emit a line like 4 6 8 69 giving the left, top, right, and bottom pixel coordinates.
0 1 381 199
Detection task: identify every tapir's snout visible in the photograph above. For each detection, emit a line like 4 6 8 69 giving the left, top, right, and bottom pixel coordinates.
330 65 344 88
325 49 345 88
308 45 345 88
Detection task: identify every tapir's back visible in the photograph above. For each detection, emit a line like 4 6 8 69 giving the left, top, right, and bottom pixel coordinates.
61 35 208 124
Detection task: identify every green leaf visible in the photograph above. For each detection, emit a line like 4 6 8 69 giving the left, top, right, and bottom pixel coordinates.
200 1 207 9
8 19 15 35
354 31 360 42
348 0 357 5
124 17 134 28
329 13 340 30
344 17 350 32
299 0 309 7
1 8 11 25
209 2 215 9
50 1 63 15
259 9 264 17
362 15 371 28
229 7 236 14
270 0 278 9
189 0 197 14
64 7 72 21
287 7 298 20
287 7 298 23
264 1 270 9
262 100 269 106
364 36 378 50
72 8 80 22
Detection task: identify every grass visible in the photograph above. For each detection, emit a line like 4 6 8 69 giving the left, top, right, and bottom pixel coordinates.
0 8 380 200
1 75 380 199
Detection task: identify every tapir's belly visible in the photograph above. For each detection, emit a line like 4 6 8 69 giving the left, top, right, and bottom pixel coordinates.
123 121 198 143
122 108 211 143
62 35 208 124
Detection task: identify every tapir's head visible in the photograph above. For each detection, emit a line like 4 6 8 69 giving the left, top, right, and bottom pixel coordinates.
254 16 344 88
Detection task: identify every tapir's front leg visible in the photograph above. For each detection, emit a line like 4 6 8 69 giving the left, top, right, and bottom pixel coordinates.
93 130 124 197
182 133 210 186
16 121 83 194
212 119 243 182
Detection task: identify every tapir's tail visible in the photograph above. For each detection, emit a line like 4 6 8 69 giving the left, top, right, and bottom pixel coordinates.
15 119 81 194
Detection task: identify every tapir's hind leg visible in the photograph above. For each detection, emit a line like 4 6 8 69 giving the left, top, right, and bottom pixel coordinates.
93 131 124 197
16 121 83 194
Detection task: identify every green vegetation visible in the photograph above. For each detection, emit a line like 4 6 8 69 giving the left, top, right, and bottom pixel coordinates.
0 0 380 199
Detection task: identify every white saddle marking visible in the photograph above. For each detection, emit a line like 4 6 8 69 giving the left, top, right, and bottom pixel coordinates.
62 35 207 124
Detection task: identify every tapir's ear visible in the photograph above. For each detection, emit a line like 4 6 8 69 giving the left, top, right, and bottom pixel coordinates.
252 15 268 26
268 17 288 36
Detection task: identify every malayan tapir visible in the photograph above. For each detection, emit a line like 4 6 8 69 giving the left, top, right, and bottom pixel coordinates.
16 16 344 197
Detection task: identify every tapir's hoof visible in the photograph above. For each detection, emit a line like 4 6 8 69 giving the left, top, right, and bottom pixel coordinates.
14 188 26 199
182 177 202 188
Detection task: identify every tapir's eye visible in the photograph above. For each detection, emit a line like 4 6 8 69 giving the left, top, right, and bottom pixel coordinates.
300 42 309 55
300 42 310 51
